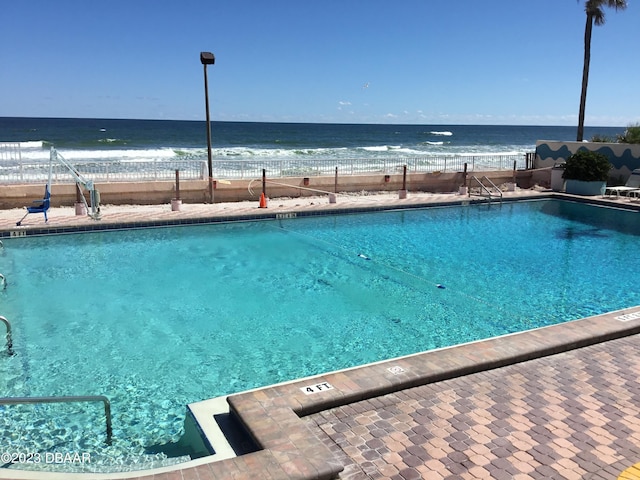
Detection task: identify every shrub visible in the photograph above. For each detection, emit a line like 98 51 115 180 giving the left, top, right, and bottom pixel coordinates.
590 134 615 142
562 150 612 182
617 123 640 144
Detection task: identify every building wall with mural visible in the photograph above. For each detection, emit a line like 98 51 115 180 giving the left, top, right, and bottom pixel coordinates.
535 141 640 182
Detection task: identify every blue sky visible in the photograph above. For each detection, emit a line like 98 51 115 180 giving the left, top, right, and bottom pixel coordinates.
1 0 638 126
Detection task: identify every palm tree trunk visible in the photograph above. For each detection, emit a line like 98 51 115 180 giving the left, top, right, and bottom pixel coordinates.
577 13 594 142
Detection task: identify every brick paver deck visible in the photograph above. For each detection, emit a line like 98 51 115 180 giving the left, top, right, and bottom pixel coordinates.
307 334 640 480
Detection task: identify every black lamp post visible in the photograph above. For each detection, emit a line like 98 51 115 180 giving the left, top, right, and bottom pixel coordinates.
200 51 215 203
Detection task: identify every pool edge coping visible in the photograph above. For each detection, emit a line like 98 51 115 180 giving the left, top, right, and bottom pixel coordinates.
3 191 640 239
0 191 557 237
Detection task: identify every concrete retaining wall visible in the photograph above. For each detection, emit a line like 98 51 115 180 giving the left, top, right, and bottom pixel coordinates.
535 141 640 183
0 169 545 209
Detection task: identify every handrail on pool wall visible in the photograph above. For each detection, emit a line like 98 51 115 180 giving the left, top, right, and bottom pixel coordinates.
0 315 12 356
0 395 113 445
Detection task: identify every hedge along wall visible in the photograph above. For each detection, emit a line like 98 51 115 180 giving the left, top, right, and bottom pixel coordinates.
535 141 640 182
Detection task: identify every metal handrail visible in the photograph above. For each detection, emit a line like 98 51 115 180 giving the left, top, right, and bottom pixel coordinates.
481 176 503 200
0 315 13 356
469 175 503 202
0 395 113 445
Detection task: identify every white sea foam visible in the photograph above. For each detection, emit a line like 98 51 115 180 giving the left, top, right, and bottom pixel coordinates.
458 150 521 156
20 140 45 148
393 147 427 155
361 145 400 152
58 148 177 161
429 131 453 136
360 145 426 155
0 140 45 150
7 144 181 162
210 146 349 158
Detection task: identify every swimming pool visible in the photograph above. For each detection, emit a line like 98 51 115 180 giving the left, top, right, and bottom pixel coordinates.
1 199 639 471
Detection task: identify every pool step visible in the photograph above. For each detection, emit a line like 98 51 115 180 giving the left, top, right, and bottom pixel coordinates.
187 396 251 461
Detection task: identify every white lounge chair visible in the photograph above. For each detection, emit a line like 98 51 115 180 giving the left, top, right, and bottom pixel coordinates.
629 190 640 202
604 169 640 198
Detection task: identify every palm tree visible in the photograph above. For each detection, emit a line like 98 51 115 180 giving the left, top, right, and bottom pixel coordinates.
576 0 627 142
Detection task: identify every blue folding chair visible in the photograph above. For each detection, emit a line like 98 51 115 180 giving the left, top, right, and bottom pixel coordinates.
17 184 51 226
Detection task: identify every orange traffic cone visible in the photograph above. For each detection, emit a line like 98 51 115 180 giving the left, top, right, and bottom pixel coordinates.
259 192 268 208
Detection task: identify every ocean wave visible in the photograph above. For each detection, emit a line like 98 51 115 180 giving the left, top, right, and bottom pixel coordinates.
360 145 425 153
211 147 337 158
458 150 522 157
428 131 453 136
60 148 177 161
6 140 46 149
361 145 399 152
5 143 180 162
3 139 532 165
392 147 427 155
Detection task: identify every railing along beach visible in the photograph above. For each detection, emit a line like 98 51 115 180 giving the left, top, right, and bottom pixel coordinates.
0 143 529 184
212 154 528 180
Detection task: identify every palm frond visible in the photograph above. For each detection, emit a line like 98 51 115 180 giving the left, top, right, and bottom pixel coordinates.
584 0 627 25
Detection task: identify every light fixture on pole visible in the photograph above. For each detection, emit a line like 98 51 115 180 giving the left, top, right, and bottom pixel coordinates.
200 51 215 203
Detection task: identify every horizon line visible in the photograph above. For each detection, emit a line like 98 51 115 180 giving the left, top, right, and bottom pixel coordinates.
0 116 629 129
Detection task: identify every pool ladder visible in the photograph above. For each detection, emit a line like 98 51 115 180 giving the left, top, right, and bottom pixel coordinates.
0 243 112 445
0 316 112 445
0 395 112 445
0 316 13 356
469 175 503 203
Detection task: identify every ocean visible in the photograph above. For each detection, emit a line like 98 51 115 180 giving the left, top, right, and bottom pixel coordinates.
0 117 625 181
1 117 625 160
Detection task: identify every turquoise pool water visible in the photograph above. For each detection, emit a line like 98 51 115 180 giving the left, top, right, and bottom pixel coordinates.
1 199 640 471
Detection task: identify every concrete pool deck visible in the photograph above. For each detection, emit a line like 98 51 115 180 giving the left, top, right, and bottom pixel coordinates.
1 189 640 479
